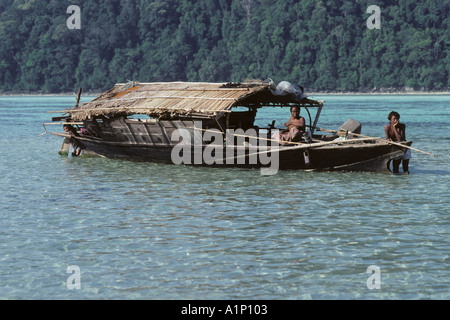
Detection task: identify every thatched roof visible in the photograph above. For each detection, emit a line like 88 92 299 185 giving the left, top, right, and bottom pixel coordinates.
68 81 322 121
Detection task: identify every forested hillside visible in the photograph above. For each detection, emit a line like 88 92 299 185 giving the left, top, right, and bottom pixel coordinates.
0 0 448 93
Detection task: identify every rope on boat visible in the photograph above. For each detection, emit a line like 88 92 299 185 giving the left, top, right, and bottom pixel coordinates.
185 126 317 146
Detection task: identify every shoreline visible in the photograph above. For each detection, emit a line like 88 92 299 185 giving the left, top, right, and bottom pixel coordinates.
1 90 449 97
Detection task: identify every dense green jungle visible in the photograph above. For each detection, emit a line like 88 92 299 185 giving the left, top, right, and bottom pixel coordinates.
0 0 448 93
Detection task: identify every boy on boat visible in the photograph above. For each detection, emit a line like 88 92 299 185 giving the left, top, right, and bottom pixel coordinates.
385 111 411 173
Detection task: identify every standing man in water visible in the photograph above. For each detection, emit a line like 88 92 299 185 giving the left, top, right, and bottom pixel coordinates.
385 111 411 173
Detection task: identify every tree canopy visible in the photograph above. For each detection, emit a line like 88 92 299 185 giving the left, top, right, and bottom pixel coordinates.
0 0 448 93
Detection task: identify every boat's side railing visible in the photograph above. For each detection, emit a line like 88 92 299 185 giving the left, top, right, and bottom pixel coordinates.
39 122 84 136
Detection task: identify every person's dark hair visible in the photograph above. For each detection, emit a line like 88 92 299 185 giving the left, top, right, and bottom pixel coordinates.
290 106 300 112
388 111 400 120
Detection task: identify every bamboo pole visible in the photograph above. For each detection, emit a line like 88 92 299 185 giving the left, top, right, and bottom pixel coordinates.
186 126 314 146
224 137 379 163
46 107 233 114
75 88 83 108
43 122 84 125
317 128 435 157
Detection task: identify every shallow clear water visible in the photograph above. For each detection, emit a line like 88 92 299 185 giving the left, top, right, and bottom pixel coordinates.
0 94 448 300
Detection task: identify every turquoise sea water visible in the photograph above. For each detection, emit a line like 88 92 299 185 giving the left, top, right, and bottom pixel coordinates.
0 94 448 300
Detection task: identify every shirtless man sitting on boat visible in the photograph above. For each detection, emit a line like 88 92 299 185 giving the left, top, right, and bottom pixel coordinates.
385 111 411 173
272 106 305 145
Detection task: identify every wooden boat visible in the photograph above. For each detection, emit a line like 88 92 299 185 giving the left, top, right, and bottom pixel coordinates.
46 81 413 173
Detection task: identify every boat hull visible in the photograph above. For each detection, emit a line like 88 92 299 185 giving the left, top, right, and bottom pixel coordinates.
70 134 411 173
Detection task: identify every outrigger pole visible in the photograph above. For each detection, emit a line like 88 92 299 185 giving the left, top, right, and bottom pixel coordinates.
317 128 435 157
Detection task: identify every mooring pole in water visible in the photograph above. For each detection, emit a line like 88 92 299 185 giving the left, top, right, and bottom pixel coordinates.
75 88 82 108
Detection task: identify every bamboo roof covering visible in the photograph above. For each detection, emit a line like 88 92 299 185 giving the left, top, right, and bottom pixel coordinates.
68 81 322 121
